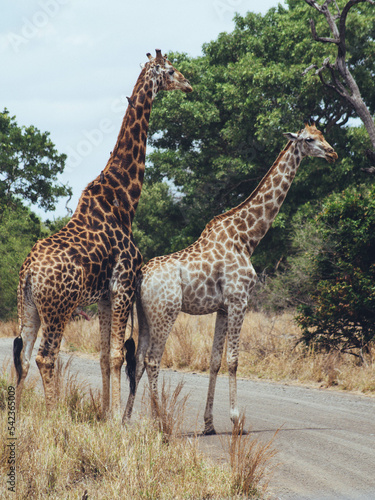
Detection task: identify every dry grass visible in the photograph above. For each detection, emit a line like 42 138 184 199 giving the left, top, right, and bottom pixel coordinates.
148 379 189 441
62 317 101 354
161 311 375 395
162 314 215 372
2 309 374 396
225 414 279 498
237 312 375 394
0 360 272 499
0 320 18 338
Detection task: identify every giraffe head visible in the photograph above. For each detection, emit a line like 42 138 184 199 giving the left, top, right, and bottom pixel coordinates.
144 49 193 95
283 122 338 163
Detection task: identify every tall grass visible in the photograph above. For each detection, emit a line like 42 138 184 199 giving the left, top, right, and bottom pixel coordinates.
226 414 279 498
0 360 275 499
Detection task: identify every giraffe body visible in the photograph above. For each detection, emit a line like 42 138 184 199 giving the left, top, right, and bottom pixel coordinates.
124 123 338 433
14 51 192 417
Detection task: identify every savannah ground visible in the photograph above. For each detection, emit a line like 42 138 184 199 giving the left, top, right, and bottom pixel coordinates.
0 311 374 499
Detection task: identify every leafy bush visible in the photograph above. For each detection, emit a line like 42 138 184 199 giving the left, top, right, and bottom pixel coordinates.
296 185 375 357
0 205 43 319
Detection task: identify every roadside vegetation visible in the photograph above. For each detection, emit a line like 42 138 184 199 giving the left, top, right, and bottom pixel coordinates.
0 359 277 499
2 311 373 395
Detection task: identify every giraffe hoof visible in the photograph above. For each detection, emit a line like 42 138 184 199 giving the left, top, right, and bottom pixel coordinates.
202 427 217 436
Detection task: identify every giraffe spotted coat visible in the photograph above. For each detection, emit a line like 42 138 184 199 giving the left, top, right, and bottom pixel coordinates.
124 123 338 433
14 50 192 417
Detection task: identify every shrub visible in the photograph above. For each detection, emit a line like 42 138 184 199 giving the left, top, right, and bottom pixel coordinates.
296 185 375 358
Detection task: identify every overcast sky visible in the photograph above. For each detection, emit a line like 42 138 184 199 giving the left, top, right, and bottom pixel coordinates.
1 0 284 220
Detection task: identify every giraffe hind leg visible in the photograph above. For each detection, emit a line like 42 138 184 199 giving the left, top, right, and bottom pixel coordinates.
123 296 150 423
15 300 41 414
203 309 228 435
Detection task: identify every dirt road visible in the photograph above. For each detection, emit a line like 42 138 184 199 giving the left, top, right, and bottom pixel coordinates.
1 337 374 499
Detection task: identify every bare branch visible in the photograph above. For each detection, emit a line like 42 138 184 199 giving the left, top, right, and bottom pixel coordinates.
361 166 375 174
309 18 339 44
304 0 325 13
302 63 318 76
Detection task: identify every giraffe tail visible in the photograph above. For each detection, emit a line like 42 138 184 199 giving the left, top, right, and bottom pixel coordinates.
125 336 136 395
124 300 136 395
14 271 28 386
13 336 24 385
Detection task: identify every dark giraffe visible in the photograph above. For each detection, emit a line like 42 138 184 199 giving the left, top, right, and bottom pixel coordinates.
14 50 192 417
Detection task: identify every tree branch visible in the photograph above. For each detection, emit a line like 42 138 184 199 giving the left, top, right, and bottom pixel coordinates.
303 0 375 150
309 18 339 44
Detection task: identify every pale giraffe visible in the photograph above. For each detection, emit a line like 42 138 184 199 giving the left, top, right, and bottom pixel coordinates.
124 123 338 433
14 50 192 417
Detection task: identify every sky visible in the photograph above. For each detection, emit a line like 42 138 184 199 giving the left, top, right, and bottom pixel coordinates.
1 0 285 220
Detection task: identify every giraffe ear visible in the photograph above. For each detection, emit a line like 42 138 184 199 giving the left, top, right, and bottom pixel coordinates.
283 132 298 141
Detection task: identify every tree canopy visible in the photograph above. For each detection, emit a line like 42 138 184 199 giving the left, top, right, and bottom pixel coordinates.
134 0 375 270
0 109 71 214
0 110 71 319
1 0 375 338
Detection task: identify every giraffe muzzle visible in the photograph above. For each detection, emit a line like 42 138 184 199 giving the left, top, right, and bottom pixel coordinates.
181 79 193 93
326 150 338 163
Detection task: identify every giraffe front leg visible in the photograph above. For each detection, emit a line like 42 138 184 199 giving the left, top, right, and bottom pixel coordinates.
98 299 112 418
203 309 228 435
226 303 247 427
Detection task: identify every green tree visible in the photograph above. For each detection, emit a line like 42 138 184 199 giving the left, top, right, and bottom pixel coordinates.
295 185 375 358
146 1 375 269
132 181 185 263
0 109 71 213
0 110 71 319
303 0 375 158
0 205 44 319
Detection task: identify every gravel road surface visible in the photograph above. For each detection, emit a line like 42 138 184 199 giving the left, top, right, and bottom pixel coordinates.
1 337 374 499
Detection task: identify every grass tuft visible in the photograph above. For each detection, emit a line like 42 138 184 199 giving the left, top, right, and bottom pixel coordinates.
148 379 189 442
226 414 279 498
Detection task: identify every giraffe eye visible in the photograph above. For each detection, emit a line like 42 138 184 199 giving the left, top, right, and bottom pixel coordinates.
305 138 314 143
168 69 175 75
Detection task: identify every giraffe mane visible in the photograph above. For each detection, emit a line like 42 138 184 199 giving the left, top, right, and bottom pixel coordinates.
200 140 294 237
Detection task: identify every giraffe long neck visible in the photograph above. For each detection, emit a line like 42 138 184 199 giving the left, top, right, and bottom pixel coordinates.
210 141 302 255
73 67 155 229
102 68 154 223
237 141 301 254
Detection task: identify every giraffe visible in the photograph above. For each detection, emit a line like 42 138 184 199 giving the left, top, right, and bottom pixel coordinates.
123 123 338 433
13 50 192 418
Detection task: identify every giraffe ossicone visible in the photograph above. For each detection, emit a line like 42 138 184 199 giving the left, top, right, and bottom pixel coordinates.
123 123 338 434
13 50 192 418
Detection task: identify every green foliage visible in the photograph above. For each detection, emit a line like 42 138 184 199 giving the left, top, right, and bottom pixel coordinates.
0 109 71 212
0 205 44 319
0 110 72 319
132 181 185 262
146 2 375 267
296 185 375 355
44 215 71 235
